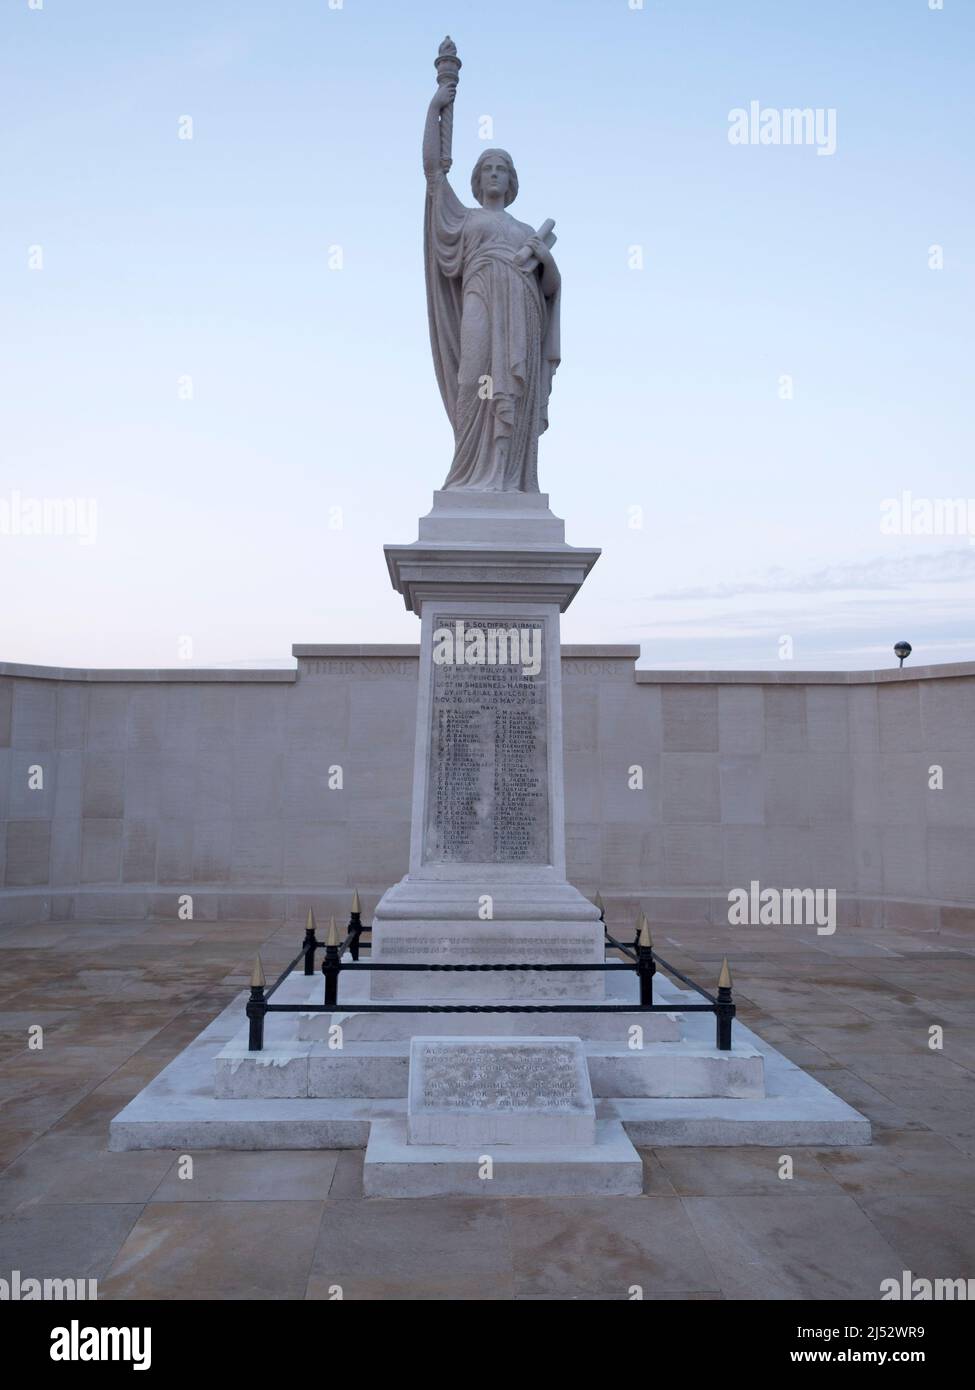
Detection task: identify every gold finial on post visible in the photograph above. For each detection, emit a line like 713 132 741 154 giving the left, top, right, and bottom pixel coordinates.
351 888 361 915
717 957 732 990
638 912 652 949
305 906 317 934
250 956 266 989
326 916 340 949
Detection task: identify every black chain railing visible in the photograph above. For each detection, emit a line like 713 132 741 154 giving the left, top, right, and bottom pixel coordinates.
246 908 735 1054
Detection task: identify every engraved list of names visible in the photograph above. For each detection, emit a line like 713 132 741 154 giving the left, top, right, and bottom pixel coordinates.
424 615 549 864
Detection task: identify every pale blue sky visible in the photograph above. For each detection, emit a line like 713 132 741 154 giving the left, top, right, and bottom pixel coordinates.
2 0 972 670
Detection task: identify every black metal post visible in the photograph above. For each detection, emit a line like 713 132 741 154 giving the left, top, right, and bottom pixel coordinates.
246 983 267 1051
302 922 319 976
322 941 341 1007
348 909 363 962
716 981 735 1050
637 941 656 1006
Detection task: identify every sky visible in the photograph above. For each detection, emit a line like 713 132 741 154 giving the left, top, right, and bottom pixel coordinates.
1 0 972 671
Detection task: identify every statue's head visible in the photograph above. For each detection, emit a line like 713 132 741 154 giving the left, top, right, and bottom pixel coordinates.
471 148 518 207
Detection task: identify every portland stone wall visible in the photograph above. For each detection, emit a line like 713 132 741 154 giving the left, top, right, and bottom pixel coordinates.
1 645 973 933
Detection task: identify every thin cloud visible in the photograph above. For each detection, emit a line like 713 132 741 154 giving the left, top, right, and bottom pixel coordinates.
652 548 975 601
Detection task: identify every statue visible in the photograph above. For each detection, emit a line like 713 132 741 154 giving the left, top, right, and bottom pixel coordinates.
423 37 561 493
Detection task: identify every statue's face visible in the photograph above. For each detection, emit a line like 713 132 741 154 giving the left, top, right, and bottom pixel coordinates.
479 156 510 201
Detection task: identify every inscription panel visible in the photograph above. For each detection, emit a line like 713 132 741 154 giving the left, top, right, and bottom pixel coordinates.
424 615 549 864
416 1041 586 1112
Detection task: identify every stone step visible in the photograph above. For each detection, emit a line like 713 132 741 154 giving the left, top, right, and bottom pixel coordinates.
297 1005 682 1045
214 1037 765 1101
362 1117 643 1197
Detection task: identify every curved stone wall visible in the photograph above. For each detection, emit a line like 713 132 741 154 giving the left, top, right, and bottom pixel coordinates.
1 646 972 931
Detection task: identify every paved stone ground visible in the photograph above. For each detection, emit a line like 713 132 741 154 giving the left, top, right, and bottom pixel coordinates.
0 916 973 1300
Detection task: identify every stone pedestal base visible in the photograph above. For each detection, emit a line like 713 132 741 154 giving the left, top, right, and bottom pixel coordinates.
370 874 604 1000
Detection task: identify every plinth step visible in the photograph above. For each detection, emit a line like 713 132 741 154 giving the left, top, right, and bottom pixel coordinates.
298 1006 681 1044
215 1038 765 1101
362 1117 643 1197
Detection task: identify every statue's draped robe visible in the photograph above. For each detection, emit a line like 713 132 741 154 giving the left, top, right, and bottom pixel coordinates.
424 171 560 491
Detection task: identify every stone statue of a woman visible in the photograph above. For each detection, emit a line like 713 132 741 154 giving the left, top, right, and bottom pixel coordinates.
423 37 561 493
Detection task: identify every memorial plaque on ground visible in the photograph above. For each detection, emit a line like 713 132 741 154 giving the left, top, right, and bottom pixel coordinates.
407 1036 595 1146
424 614 549 864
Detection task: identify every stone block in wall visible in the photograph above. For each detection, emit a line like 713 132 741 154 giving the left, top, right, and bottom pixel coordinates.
598 752 661 822
0 680 12 746
718 754 764 825
880 826 927 898
597 682 662 755
231 687 283 750
878 682 923 753
197 688 236 750
853 825 883 895
80 818 122 884
877 753 929 827
763 754 810 827
231 818 284 885
928 827 975 901
126 689 166 751
662 824 722 887
122 819 158 883
194 749 234 821
925 752 975 829
7 750 56 818
159 757 198 820
280 749 347 822
12 681 57 749
282 821 349 886
806 686 850 752
806 753 854 826
920 678 975 752
5 819 52 885
156 820 194 883
191 819 232 883
164 687 201 752
82 752 125 818
50 818 81 887
763 686 807 752
565 821 600 883
86 687 129 749
231 750 283 819
55 685 87 749
722 825 771 887
563 691 598 752
718 686 763 754
848 686 880 753
600 823 660 887
344 816 409 886
347 679 417 754
662 685 718 752
283 679 351 750
54 749 83 818
564 750 600 821
661 752 720 823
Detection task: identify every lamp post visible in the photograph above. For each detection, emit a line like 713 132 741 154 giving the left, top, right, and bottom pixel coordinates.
894 640 912 668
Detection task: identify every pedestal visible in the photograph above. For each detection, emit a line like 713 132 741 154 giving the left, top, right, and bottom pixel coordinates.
373 490 601 1000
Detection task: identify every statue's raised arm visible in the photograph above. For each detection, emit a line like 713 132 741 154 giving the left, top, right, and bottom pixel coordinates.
423 36 461 183
423 37 561 494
